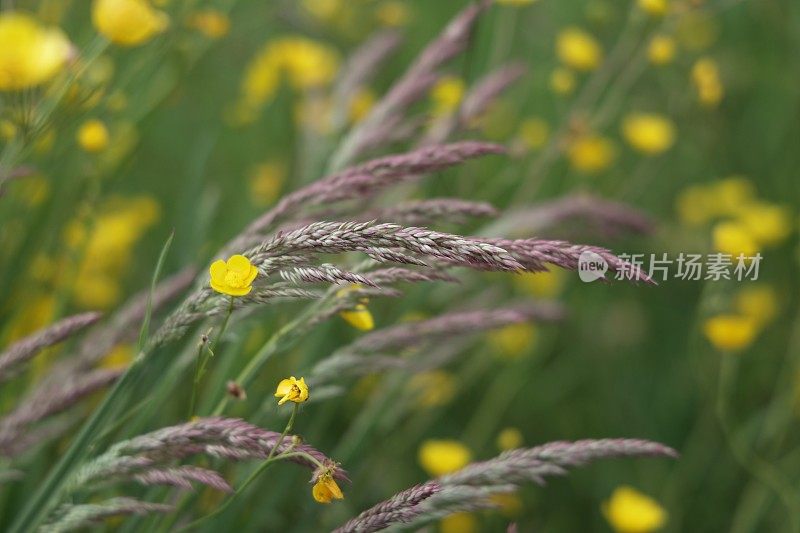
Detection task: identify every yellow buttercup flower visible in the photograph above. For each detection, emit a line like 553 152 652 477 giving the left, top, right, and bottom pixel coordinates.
349 87 376 124
550 68 576 95
621 113 676 155
408 371 457 408
92 0 169 47
0 12 73 91
567 134 616 173
647 35 676 66
77 119 110 152
496 427 524 451
248 161 285 206
638 0 668 17
312 470 344 504
515 268 566 298
209 255 258 296
490 323 537 359
710 177 755 217
556 27 603 71
603 486 667 533
337 285 374 331
712 221 759 257
703 315 758 352
418 439 471 477
187 9 230 39
274 376 309 405
430 76 465 116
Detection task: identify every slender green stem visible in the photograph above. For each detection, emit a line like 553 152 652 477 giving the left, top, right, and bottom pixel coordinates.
179 404 303 531
188 297 234 419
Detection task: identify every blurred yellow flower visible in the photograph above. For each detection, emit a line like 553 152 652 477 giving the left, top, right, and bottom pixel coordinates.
692 58 723 107
337 285 375 331
556 27 603 71
496 427 524 451
77 119 110 153
496 0 539 5
275 376 309 405
550 67 576 95
736 285 778 328
376 1 411 27
0 12 73 91
418 439 471 477
567 134 616 173
408 371 457 408
348 87 376 124
712 221 759 257
621 113 676 155
440 512 477 533
209 255 258 297
431 76 465 116
647 35 676 66
302 0 341 21
517 117 550 150
638 0 668 17
248 161 285 206
515 268 566 298
603 486 667 533
312 471 344 503
490 323 537 359
0 119 17 140
703 315 758 352
490 491 523 516
240 37 339 115
187 9 230 39
737 202 792 247
92 0 169 47
101 344 134 370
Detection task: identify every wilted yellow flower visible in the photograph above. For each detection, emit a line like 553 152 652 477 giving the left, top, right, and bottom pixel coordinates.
376 1 411 27
337 285 374 331
430 76 465 116
603 486 667 533
556 27 603 71
490 323 537 359
0 12 73 91
496 427 524 451
77 119 110 152
736 285 778 328
621 113 676 155
312 470 344 503
418 439 471 477
703 315 758 352
440 513 477 533
517 117 550 150
408 371 457 408
92 0 169 46
274 376 309 405
647 35 676 66
712 221 759 257
737 202 792 247
638 0 668 17
567 134 616 173
692 58 723 107
209 254 258 296
248 161 285 206
187 9 230 39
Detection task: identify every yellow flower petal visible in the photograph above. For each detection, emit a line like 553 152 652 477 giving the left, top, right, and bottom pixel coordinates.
209 260 228 285
226 254 252 273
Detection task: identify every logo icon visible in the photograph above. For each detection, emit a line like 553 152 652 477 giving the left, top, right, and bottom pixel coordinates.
578 251 608 282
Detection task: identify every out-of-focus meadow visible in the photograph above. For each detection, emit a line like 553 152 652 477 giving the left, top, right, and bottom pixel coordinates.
1 0 799 531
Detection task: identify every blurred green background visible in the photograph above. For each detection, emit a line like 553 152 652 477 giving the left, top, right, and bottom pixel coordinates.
2 0 800 531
